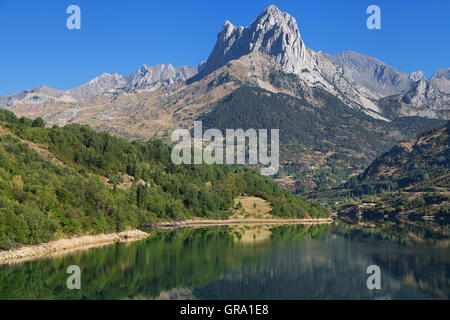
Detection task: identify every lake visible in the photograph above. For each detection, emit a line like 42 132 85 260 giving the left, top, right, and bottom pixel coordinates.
0 220 448 300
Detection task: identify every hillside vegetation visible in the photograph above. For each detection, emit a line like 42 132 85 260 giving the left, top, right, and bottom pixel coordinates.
0 109 328 250
318 122 449 218
199 85 446 192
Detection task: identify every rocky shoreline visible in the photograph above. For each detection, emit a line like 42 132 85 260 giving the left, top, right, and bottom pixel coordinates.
0 230 150 265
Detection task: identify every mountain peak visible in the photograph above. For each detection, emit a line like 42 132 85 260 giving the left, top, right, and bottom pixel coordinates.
127 64 198 89
431 68 450 79
400 76 450 111
195 5 307 78
265 4 280 12
430 68 450 94
252 4 294 27
249 6 306 73
256 5 283 20
409 71 425 82
222 20 233 28
219 19 245 39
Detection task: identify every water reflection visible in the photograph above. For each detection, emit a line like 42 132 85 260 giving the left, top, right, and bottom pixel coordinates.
0 221 448 300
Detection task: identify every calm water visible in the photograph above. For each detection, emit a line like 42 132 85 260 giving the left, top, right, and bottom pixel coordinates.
0 221 448 300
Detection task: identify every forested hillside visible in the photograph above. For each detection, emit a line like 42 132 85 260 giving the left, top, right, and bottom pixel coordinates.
0 109 328 250
318 122 449 218
199 85 446 192
348 122 449 195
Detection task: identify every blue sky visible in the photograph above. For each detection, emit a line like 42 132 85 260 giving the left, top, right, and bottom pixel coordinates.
0 0 449 96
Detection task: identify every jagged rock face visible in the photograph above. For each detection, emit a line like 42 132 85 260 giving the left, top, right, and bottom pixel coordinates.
126 64 198 89
409 71 425 82
196 6 449 120
69 64 199 100
403 79 450 110
200 21 251 77
324 51 422 98
248 5 307 73
327 52 449 115
430 68 450 94
67 73 127 100
199 5 308 77
378 77 450 120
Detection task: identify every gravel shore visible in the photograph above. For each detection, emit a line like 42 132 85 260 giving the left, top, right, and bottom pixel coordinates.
0 230 150 265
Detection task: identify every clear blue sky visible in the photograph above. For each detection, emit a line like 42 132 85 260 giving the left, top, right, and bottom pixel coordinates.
0 0 449 96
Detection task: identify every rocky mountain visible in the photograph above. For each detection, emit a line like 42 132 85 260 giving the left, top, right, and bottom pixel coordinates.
126 64 198 89
403 79 450 110
0 64 199 108
197 5 308 77
0 86 77 108
3 5 448 123
326 51 450 117
192 5 383 118
430 68 450 94
324 51 423 98
379 78 450 119
66 73 127 100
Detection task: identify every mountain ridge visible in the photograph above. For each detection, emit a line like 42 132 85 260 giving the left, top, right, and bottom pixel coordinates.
2 5 448 121
324 51 424 98
191 5 385 117
0 64 200 108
